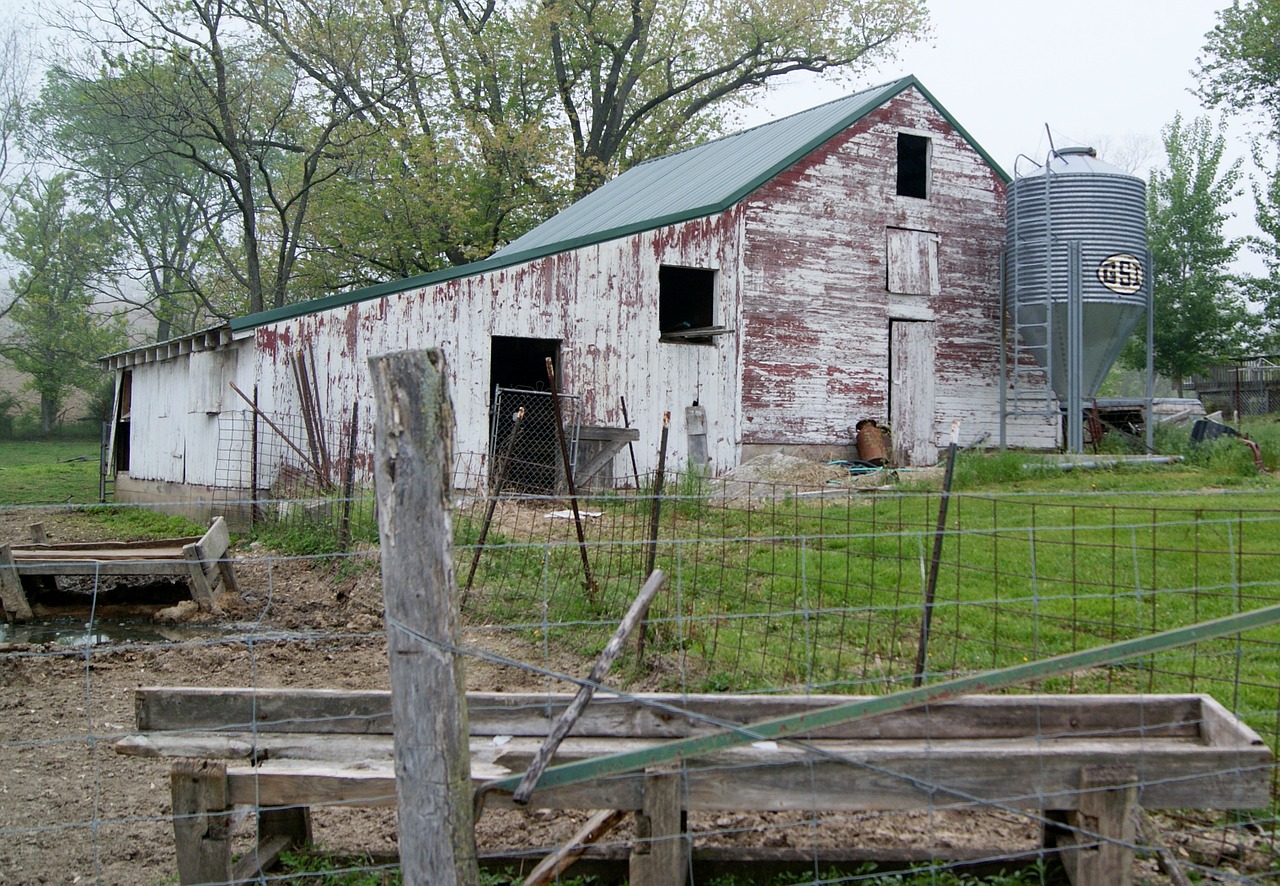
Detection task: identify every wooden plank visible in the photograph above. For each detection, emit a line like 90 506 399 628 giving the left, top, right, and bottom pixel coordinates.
1055 766 1138 886
198 516 231 561
10 546 188 561
1197 694 1269 750
171 759 232 886
369 349 479 886
0 544 33 622
577 426 641 443
11 538 200 554
11 561 192 577
630 768 686 886
182 540 218 611
131 730 1270 813
228 763 398 808
129 688 1219 742
523 809 626 886
230 833 294 884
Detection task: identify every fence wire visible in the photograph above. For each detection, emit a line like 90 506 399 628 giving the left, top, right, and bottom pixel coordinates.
4 480 1280 883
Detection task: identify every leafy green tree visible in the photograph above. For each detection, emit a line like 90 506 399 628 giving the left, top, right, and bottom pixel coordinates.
0 173 125 432
532 0 931 197
0 20 35 319
59 0 384 314
1248 150 1280 342
1195 0 1280 138
35 66 232 339
1124 115 1247 393
1196 1 1280 352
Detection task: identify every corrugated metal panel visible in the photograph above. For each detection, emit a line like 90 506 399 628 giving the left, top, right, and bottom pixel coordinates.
494 80 908 258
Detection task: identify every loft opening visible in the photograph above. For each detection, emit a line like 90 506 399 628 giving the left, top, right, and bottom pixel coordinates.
897 133 931 199
659 265 721 344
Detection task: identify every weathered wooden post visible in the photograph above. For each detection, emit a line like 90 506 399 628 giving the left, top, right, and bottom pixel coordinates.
368 349 479 886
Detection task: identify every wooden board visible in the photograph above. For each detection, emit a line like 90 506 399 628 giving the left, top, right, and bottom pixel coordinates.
133 687 1224 743
119 729 1272 812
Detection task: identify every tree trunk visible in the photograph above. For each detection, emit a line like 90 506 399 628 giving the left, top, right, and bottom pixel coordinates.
40 394 57 434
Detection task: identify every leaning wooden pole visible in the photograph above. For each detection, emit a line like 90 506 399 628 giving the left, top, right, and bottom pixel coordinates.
368 349 479 886
463 407 526 599
913 420 960 687
636 412 671 660
512 569 668 804
619 396 641 490
545 357 598 599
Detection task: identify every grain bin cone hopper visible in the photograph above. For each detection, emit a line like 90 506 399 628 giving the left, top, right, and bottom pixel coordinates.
1005 146 1150 438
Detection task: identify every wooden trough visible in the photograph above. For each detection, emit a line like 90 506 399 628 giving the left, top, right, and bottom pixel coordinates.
0 517 238 622
116 687 1272 885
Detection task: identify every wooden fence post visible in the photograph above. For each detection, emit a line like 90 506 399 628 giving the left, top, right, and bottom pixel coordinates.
368 349 479 886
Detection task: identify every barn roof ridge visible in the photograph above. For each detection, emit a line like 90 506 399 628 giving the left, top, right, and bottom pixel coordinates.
229 74 1005 333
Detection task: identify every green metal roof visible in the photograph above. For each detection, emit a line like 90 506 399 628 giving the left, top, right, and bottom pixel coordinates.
232 75 1006 332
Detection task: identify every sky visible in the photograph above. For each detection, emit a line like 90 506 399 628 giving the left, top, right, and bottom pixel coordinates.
746 0 1266 272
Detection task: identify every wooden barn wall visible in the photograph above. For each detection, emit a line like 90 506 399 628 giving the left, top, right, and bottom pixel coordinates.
740 87 1056 458
120 344 246 488
127 356 191 484
247 211 746 487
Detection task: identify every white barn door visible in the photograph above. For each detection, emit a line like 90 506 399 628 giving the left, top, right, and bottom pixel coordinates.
889 320 937 466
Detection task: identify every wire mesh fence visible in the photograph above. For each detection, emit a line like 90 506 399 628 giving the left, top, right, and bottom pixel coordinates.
5 479 1280 883
489 386 582 496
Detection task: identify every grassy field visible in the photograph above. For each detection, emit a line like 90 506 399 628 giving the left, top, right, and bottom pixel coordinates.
0 438 102 505
8 419 1280 734
459 418 1280 744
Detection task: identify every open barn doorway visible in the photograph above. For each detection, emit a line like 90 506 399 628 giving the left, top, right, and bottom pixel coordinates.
489 336 566 494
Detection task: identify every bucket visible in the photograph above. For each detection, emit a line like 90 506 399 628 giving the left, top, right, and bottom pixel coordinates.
855 420 888 466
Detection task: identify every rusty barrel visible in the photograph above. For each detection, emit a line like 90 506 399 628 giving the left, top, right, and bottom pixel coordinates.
855 420 888 466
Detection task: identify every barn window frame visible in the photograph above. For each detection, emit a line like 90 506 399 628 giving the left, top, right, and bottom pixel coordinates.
896 132 931 199
658 264 730 345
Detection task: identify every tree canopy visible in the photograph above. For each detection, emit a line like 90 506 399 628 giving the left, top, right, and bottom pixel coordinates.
0 173 125 432
30 0 928 325
1126 114 1247 391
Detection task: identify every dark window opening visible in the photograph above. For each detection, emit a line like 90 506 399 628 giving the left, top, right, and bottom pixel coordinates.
659 265 716 344
897 133 930 199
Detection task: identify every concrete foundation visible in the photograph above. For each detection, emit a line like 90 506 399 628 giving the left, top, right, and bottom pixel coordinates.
112 474 255 529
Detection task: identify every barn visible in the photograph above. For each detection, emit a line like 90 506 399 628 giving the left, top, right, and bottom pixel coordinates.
100 75 1056 515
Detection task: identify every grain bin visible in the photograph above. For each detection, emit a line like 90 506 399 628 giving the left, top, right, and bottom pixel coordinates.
1005 146 1148 403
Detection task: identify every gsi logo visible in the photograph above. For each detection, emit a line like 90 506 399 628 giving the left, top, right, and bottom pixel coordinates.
1096 254 1144 294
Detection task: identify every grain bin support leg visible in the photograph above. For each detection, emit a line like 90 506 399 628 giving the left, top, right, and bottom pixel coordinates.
170 760 232 886
1051 765 1138 886
629 768 686 886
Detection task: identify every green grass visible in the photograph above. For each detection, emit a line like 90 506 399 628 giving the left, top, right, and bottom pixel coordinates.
0 439 102 504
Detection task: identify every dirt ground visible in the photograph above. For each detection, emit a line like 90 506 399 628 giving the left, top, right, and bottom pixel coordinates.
0 508 1270 885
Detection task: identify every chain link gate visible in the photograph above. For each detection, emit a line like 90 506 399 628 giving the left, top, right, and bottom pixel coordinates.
489 387 582 495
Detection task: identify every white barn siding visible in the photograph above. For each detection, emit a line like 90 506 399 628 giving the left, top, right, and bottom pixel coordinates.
248 210 746 485
740 87 1056 461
